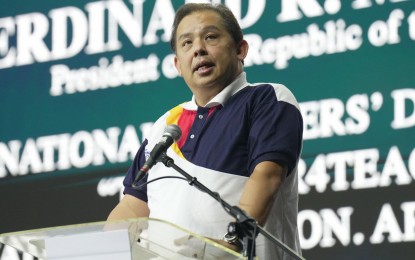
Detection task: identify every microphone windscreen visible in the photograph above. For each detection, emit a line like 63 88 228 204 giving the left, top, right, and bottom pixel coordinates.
165 124 182 142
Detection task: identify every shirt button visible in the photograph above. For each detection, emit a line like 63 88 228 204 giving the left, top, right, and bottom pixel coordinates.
198 115 204 119
190 134 195 139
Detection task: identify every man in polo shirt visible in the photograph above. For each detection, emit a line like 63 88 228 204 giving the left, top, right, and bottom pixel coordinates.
108 3 303 259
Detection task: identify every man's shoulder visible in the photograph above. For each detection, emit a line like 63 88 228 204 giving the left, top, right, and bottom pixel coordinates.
244 82 300 109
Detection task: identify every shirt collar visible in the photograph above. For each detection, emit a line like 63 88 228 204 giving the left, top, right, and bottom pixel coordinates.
183 72 249 110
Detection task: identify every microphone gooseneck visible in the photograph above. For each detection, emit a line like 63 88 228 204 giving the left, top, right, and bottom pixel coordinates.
132 124 182 189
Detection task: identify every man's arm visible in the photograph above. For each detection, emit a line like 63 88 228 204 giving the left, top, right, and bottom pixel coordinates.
211 161 286 252
107 194 150 221
238 160 286 226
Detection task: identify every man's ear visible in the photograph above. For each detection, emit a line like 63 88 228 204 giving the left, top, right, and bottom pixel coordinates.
236 40 249 60
174 56 182 76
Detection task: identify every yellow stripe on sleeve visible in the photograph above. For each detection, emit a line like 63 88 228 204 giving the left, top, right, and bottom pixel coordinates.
165 105 185 159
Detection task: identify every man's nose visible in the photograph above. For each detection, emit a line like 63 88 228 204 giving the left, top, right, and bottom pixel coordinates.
193 39 208 57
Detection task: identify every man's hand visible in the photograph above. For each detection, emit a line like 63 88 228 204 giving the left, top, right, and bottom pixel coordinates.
209 238 242 253
107 194 149 221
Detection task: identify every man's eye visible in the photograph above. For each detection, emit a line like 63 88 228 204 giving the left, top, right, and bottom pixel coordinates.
182 40 192 46
206 34 217 40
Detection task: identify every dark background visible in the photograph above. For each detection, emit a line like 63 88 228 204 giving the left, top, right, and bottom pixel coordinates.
1 1 414 259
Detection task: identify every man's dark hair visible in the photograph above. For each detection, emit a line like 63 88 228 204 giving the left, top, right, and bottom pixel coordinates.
170 3 243 53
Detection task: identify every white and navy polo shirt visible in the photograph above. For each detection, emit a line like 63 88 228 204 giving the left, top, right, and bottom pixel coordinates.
123 72 303 259
124 72 302 201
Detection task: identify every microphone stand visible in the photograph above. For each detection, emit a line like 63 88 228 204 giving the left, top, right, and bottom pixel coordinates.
158 154 305 260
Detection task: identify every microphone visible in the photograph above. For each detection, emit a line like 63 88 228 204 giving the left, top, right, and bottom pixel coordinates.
132 124 182 188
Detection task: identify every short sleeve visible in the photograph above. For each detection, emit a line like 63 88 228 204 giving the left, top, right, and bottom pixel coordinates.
123 139 149 202
248 85 303 175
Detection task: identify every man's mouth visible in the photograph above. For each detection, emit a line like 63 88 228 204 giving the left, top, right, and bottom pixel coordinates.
194 62 214 73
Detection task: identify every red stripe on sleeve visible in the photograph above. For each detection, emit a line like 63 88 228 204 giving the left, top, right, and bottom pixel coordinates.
176 109 196 148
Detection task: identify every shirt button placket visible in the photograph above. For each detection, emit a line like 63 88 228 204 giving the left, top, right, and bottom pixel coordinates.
188 109 209 143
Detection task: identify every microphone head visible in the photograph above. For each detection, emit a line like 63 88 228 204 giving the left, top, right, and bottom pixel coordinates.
164 124 182 142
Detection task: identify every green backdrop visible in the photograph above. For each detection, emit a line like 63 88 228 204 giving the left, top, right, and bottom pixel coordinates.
1 1 414 259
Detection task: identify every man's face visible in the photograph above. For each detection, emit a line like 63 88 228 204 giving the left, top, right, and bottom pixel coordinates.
174 10 247 104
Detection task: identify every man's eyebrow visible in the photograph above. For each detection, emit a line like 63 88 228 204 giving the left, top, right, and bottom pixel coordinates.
202 25 221 32
178 33 192 41
177 25 222 41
